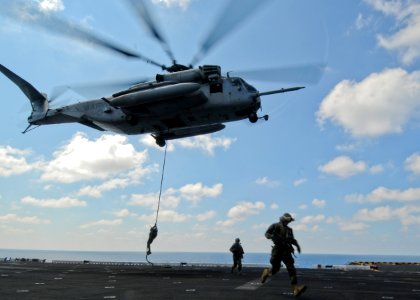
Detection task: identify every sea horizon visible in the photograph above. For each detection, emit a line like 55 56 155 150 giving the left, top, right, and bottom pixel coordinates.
2 248 419 268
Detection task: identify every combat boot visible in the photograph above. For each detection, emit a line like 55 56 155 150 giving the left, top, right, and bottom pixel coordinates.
260 268 270 283
292 284 307 297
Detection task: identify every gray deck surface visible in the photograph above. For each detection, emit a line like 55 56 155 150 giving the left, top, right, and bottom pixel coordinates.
1 261 420 299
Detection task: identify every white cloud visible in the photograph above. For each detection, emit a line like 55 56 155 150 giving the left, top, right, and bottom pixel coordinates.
227 201 265 220
38 0 64 13
0 213 50 224
365 0 420 64
140 134 236 155
319 156 366 178
370 164 384 174
129 191 180 209
21 196 87 208
355 13 373 30
338 221 369 232
0 146 34 177
293 178 307 187
312 198 326 208
41 133 150 183
294 214 325 232
345 186 420 203
80 219 123 229
405 152 420 175
270 203 279 210
138 210 190 223
179 182 223 204
113 209 135 218
354 205 420 229
196 210 216 222
317 69 420 138
78 178 130 198
256 177 280 188
152 0 191 10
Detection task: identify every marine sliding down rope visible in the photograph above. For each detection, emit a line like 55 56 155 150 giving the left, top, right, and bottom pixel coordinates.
146 144 168 265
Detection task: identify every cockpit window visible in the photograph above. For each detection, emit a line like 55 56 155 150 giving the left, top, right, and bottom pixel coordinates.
241 79 257 92
230 77 257 92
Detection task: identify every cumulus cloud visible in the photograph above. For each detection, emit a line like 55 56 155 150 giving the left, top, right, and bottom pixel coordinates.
41 133 150 183
293 178 307 187
21 196 87 208
256 177 280 188
0 146 35 177
228 201 265 220
317 69 420 138
113 209 136 218
179 182 223 204
196 210 216 222
346 186 420 203
38 0 64 13
365 0 420 64
294 214 325 231
129 191 181 209
129 182 222 208
216 201 265 228
0 213 50 224
152 0 191 10
338 221 369 232
140 134 236 155
80 219 123 229
138 210 190 223
405 152 420 175
354 205 420 229
312 198 326 208
319 156 366 178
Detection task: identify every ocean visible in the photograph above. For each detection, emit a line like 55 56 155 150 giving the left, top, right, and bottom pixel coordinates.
1 249 419 268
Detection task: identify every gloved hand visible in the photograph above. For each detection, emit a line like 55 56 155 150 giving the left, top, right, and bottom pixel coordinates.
296 243 301 254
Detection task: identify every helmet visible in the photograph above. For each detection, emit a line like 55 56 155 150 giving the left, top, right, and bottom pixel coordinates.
235 238 240 242
280 213 295 223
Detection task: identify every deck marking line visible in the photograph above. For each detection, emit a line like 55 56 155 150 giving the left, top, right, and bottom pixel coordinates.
236 279 263 290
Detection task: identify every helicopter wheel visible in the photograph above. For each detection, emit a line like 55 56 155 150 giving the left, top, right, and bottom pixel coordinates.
155 137 166 147
248 112 258 123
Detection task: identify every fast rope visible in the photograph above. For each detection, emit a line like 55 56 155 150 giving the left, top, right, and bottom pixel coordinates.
146 143 167 265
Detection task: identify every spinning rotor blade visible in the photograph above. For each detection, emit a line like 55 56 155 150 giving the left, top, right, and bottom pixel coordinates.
50 77 150 101
2 1 166 69
230 63 326 84
190 0 272 66
127 0 176 64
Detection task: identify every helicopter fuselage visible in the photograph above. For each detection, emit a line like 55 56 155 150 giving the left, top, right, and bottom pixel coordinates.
31 66 262 145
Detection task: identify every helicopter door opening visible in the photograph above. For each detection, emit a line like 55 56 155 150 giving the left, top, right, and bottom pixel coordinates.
208 74 223 93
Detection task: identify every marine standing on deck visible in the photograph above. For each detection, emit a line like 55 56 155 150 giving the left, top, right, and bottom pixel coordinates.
229 238 244 274
261 213 307 298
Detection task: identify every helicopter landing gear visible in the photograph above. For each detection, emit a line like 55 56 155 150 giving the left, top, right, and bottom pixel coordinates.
248 113 269 123
248 112 258 123
155 136 166 147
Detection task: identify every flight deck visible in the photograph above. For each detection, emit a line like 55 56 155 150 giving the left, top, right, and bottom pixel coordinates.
1 261 420 299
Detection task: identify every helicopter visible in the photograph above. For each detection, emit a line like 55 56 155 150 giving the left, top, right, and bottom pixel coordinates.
0 0 323 147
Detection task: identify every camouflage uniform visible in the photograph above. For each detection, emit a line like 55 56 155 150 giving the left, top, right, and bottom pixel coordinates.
229 238 244 273
261 213 306 298
265 221 298 284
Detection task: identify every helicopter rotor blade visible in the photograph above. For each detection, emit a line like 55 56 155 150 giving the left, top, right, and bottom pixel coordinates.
190 0 272 66
50 77 150 101
230 63 326 85
127 0 176 65
1 1 166 69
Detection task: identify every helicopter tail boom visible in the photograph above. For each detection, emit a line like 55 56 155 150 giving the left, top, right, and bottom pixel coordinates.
0 64 49 114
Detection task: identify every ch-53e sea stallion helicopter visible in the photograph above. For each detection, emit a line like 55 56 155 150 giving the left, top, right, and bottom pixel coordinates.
0 0 323 147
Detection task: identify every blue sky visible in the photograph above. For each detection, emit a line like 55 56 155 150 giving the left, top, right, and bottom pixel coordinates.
0 0 419 255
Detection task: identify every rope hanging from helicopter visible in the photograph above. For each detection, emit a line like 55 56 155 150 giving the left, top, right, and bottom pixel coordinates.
146 143 168 265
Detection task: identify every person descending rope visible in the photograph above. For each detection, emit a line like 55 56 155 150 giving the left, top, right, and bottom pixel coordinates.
145 144 167 264
147 225 158 255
